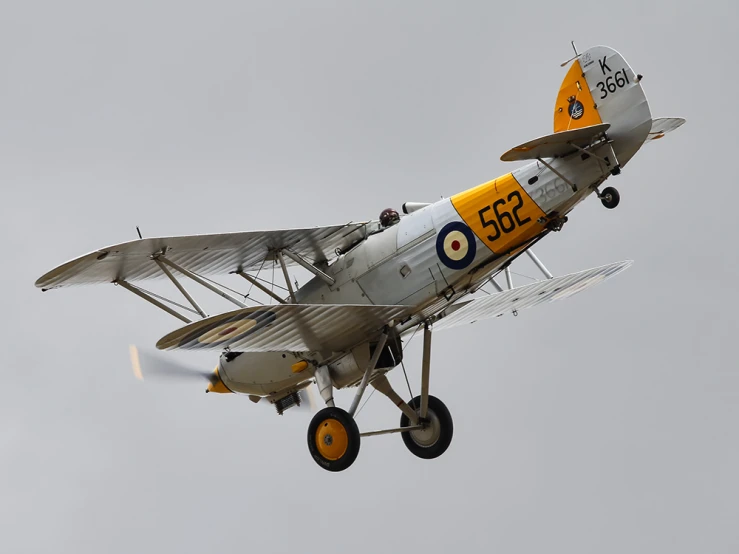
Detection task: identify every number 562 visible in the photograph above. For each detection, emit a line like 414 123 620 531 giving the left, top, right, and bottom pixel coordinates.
478 190 531 242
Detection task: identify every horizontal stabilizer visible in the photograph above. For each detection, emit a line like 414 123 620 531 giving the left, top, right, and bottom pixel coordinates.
432 260 631 331
501 123 611 162
645 117 686 142
156 304 409 353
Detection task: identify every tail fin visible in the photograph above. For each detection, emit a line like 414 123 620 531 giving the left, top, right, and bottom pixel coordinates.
554 58 604 133
554 46 652 165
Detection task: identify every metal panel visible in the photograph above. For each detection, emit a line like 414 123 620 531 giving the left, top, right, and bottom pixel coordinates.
363 225 400 270
357 234 440 305
156 304 409 353
432 260 632 331
397 205 434 249
500 123 610 161
513 157 588 215
36 222 368 289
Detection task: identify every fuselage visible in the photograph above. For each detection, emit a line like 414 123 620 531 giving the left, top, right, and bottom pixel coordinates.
220 132 646 397
219 44 654 400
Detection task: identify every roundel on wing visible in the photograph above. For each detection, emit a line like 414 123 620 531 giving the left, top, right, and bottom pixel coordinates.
179 310 277 349
436 221 477 270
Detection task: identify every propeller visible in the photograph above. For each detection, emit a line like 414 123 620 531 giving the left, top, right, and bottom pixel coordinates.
129 345 318 413
129 345 214 385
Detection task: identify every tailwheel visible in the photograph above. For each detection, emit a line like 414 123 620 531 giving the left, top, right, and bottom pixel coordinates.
307 407 361 472
600 186 620 209
400 395 453 459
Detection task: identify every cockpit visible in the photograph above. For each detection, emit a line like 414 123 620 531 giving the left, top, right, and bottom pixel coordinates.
379 208 400 228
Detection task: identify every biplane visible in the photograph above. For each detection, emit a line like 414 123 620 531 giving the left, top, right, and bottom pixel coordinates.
36 45 684 471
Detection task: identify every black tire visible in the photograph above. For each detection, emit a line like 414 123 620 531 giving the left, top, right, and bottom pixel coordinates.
400 395 453 460
601 186 620 209
307 406 360 472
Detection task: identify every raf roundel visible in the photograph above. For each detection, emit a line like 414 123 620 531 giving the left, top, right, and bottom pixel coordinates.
179 309 277 349
436 221 477 270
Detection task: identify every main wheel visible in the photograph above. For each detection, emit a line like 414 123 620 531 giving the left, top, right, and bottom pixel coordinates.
307 407 361 472
400 395 453 459
600 186 620 209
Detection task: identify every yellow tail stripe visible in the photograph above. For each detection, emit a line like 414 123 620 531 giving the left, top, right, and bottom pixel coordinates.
450 173 546 255
553 60 602 133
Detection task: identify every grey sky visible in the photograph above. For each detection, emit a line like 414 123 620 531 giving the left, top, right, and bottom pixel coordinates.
2 1 737 552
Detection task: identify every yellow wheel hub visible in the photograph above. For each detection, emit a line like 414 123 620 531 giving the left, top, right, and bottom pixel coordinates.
315 418 349 461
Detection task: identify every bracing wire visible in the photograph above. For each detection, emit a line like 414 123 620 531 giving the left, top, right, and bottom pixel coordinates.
354 388 376 418
402 324 421 352
193 271 264 306
129 284 201 315
511 271 539 282
245 257 267 298
400 359 414 402
253 271 289 292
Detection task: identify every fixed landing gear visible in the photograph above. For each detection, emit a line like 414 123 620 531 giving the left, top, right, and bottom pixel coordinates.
598 186 620 209
400 395 453 459
306 324 453 472
307 406 361 472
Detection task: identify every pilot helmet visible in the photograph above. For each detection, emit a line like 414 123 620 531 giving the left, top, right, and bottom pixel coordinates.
379 208 400 227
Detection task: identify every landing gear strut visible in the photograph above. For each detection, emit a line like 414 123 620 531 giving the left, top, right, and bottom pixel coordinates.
306 324 453 471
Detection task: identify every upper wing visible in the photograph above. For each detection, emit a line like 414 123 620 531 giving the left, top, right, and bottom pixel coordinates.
645 117 686 142
156 304 409 353
35 223 368 289
500 123 611 162
432 260 631 331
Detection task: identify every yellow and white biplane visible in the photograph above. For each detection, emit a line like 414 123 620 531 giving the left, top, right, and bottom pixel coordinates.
36 45 684 471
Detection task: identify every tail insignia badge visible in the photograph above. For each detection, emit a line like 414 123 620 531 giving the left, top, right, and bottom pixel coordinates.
568 100 585 120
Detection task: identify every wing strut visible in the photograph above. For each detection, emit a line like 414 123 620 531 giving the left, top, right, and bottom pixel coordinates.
505 267 514 290
491 247 552 295
276 251 297 303
115 280 192 324
281 248 336 286
525 249 554 280
158 257 247 309
154 259 207 318
420 324 432 419
488 276 504 292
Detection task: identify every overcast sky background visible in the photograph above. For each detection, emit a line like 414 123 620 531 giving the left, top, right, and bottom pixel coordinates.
2 1 737 553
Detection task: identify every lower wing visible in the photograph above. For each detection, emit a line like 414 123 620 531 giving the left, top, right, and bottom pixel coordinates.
432 260 632 331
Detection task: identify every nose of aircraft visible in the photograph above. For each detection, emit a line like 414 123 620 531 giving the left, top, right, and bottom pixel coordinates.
206 367 232 394
129 345 233 393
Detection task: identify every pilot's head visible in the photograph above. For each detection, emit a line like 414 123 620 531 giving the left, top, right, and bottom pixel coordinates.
379 208 400 228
